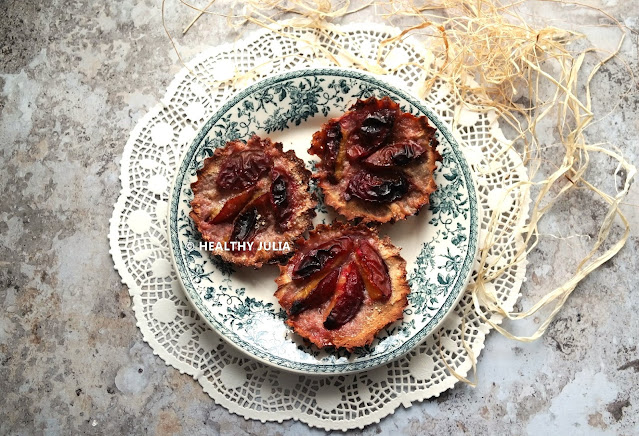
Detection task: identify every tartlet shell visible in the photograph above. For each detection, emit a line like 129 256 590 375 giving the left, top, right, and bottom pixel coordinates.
190 136 316 268
275 222 410 351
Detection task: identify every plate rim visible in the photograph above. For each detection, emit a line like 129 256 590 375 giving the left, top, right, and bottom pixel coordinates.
168 66 479 374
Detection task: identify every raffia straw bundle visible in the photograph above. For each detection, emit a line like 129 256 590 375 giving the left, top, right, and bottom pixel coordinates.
163 0 636 385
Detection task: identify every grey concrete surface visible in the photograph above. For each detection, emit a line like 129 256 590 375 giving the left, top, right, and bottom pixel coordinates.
1 1 637 435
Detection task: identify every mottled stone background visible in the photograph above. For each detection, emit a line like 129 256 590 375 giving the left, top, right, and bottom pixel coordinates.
1 1 637 435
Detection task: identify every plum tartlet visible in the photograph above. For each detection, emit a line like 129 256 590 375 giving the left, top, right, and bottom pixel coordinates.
189 135 316 267
309 96 442 223
275 222 410 350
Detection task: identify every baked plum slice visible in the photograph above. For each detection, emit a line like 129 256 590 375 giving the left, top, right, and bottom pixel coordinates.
354 240 392 301
289 268 340 316
291 236 353 280
323 261 365 330
229 192 270 245
309 96 442 223
216 150 271 191
345 171 409 204
275 222 410 350
189 135 316 267
210 188 256 224
362 140 426 168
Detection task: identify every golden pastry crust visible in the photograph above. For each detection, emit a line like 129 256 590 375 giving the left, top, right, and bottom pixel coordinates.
309 96 442 224
275 222 410 351
190 135 316 267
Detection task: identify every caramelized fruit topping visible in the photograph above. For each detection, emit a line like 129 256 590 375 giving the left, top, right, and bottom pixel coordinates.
214 148 303 248
270 171 292 226
309 96 441 223
210 188 255 224
231 207 258 243
346 107 397 160
191 135 317 268
289 268 340 316
362 140 426 168
354 240 392 301
323 121 343 173
286 233 395 327
292 237 353 280
216 150 271 190
346 171 409 203
276 223 411 350
359 109 396 143
323 262 365 330
230 193 269 243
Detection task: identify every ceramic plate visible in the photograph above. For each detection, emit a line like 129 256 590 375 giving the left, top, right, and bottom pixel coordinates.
168 68 478 374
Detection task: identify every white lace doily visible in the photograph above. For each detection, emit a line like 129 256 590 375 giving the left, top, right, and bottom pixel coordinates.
109 24 528 430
